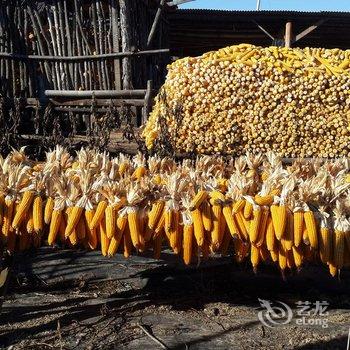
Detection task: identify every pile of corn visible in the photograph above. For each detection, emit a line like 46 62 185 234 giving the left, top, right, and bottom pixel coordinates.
0 147 349 278
143 44 350 157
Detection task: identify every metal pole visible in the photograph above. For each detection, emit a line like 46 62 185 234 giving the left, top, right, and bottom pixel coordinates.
256 0 261 10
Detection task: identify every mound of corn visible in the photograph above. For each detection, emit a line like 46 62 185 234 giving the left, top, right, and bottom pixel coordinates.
0 147 349 278
143 44 350 157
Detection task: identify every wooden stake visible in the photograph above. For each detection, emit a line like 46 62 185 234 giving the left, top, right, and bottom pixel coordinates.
285 21 292 48
119 0 133 90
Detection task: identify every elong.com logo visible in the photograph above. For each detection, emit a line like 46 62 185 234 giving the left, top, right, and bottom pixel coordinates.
258 299 329 328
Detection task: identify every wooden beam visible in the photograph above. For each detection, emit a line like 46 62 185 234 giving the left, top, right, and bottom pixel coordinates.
252 20 275 40
45 90 146 98
147 0 165 48
294 19 327 42
0 48 170 62
285 21 292 48
49 98 146 107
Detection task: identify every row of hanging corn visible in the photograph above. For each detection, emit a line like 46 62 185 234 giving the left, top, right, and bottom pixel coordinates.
0 147 349 278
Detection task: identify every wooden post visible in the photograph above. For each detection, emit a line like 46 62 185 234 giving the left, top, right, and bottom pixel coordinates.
147 0 165 48
285 22 292 48
142 80 152 125
110 0 121 90
119 0 132 90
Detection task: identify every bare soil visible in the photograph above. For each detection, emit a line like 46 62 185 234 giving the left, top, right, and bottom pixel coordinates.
1 247 349 349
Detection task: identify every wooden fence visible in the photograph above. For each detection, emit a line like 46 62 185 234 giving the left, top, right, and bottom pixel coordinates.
0 0 170 155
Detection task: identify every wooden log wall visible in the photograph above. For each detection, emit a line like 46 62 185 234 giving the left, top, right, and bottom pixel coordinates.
0 0 170 156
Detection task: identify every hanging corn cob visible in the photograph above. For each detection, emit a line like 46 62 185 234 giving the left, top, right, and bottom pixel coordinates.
0 148 349 280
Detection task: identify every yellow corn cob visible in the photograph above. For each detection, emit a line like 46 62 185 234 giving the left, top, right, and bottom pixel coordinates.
254 194 274 206
292 245 303 269
260 171 269 182
211 203 223 250
250 244 260 273
189 190 208 211
266 216 275 251
127 210 141 249
303 226 310 245
148 200 164 230
232 199 245 214
165 209 173 234
169 210 181 254
201 200 213 231
131 166 146 180
107 223 124 256
123 225 132 258
271 204 287 240
105 205 116 239
304 211 318 249
118 162 129 175
183 224 194 265
243 201 253 219
286 250 295 269
191 209 204 246
334 229 344 269
44 197 54 225
26 210 34 234
12 191 34 229
152 174 162 185
270 246 279 262
33 196 43 233
238 211 250 234
2 199 15 237
99 217 109 256
319 227 332 264
76 216 86 240
48 209 62 245
89 200 107 230
117 215 128 234
281 210 293 251
154 209 166 238
248 207 262 243
68 229 78 246
234 212 248 240
255 208 269 247
328 262 338 278
278 245 287 273
137 214 146 253
65 206 84 237
85 209 97 250
209 190 225 203
222 205 239 238
293 211 304 247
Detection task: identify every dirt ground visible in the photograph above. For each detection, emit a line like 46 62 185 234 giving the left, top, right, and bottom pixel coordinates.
1 247 350 350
